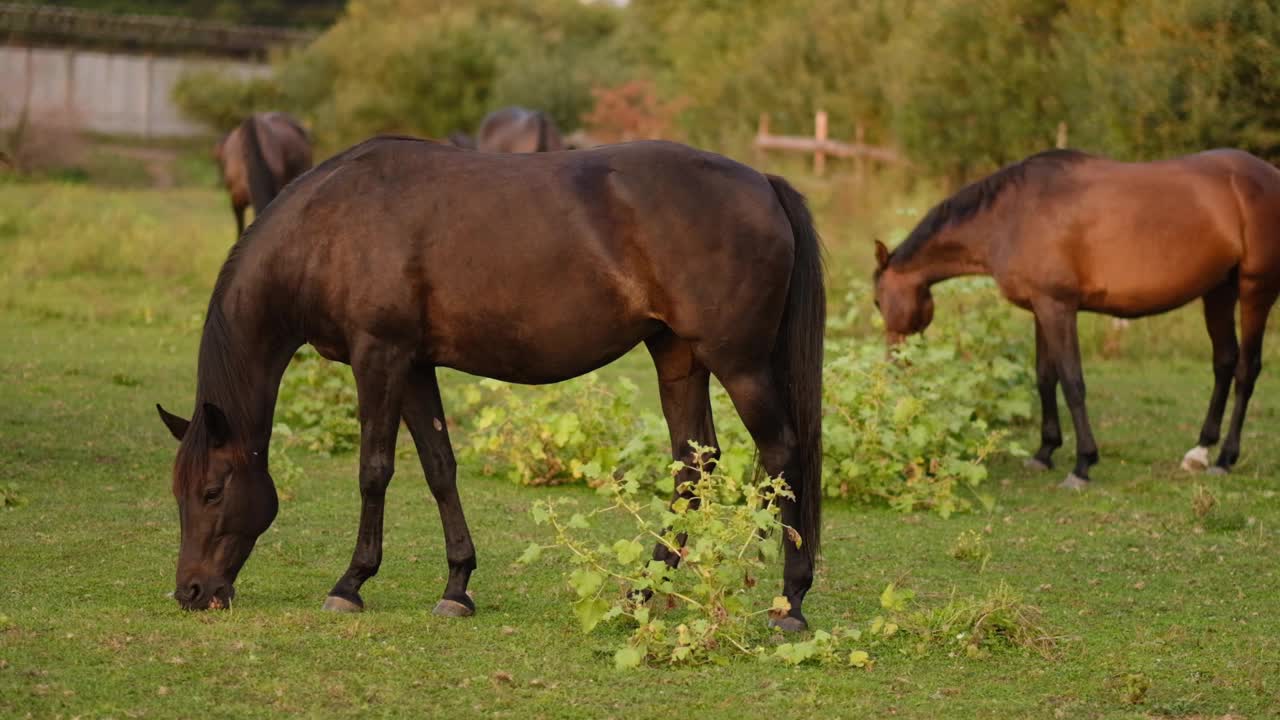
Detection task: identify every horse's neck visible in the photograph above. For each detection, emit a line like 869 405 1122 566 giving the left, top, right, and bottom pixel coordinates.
199 295 299 450
901 213 997 285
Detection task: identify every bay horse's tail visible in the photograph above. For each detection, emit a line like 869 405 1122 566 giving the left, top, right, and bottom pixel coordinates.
240 115 276 219
767 175 826 562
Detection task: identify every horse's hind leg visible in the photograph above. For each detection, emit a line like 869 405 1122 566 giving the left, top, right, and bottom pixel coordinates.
1183 281 1239 471
401 365 477 617
1213 278 1279 471
645 332 717 570
716 366 811 632
323 343 410 612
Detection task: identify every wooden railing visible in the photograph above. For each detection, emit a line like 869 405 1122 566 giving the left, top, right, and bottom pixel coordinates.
754 111 908 177
0 3 316 57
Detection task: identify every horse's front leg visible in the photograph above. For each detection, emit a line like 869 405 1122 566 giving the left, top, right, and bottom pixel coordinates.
1026 315 1063 470
1033 303 1099 489
401 366 477 617
323 345 410 612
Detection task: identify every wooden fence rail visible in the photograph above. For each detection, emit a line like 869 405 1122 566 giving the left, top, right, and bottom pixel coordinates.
0 2 315 58
754 111 908 176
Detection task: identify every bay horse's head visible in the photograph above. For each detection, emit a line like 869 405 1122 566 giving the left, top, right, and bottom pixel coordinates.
872 240 934 344
157 402 278 610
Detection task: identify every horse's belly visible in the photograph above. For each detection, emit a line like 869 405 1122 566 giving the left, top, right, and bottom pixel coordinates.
1081 252 1237 317
432 316 662 385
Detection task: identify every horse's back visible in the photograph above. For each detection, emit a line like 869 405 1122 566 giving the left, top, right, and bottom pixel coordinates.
249 138 793 382
1003 150 1280 314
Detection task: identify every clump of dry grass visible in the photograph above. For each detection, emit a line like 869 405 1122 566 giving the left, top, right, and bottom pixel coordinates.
900 581 1060 658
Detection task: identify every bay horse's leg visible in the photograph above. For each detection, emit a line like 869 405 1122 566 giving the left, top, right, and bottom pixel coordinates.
400 365 477 617
1183 281 1239 471
717 367 811 632
1033 304 1099 488
323 345 410 612
1027 316 1062 470
1213 280 1279 472
644 333 717 570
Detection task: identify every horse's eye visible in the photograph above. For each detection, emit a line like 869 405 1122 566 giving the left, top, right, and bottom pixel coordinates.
203 485 224 504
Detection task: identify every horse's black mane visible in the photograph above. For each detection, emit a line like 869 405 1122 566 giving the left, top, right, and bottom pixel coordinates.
889 149 1090 267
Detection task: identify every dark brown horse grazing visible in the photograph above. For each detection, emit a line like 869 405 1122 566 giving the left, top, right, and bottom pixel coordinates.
156 138 825 630
214 112 313 238
873 148 1280 488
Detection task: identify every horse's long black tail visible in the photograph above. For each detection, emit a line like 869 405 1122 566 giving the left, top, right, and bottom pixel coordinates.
240 114 276 220
766 174 826 563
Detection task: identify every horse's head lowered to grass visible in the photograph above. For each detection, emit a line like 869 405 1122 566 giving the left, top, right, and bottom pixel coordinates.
157 401 278 611
873 239 934 344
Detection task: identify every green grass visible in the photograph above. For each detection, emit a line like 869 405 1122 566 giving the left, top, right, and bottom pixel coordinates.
1 183 1279 718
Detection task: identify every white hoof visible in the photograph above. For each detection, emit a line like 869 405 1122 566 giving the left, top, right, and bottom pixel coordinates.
1058 473 1088 490
1181 446 1210 472
1024 457 1051 472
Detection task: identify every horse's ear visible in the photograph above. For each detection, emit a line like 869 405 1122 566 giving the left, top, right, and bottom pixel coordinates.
874 239 890 271
203 402 232 448
157 404 190 442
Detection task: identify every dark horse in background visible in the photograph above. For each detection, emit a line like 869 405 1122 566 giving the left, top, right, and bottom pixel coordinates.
449 106 564 153
874 148 1280 488
155 138 826 631
214 112 313 238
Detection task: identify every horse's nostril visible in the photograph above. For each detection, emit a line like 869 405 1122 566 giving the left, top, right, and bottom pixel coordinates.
177 582 202 603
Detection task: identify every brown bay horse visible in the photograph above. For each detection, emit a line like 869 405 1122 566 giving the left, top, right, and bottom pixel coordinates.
214 112 313 238
156 138 826 630
873 148 1280 488
450 106 565 153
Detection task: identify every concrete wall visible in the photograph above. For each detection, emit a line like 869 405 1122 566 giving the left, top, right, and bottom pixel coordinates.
0 45 270 137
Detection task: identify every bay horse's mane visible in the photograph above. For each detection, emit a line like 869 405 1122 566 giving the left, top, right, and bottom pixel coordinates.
889 148 1090 268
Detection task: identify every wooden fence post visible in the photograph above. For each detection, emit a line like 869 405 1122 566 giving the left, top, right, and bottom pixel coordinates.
1056 121 1068 149
814 110 828 176
854 121 866 185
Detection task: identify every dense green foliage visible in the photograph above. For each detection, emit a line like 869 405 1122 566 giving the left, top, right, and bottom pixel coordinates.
173 0 1280 176
524 446 1055 668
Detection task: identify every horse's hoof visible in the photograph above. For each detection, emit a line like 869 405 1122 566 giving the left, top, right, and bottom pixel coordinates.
432 598 475 617
768 615 808 633
1181 446 1210 472
1058 473 1088 491
1024 457 1051 472
1206 465 1229 476
322 595 363 613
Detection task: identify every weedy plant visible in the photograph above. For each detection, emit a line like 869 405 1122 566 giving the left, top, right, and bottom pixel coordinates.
458 374 679 488
523 445 1057 669
521 443 872 669
275 346 360 456
1 482 27 509
949 529 993 571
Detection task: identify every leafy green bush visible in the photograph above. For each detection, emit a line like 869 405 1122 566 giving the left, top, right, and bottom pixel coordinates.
274 346 359 456
525 447 1056 668
456 374 668 487
172 70 287 134
523 443 868 668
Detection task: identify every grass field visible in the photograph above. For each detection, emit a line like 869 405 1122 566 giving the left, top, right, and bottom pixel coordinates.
1 180 1278 719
